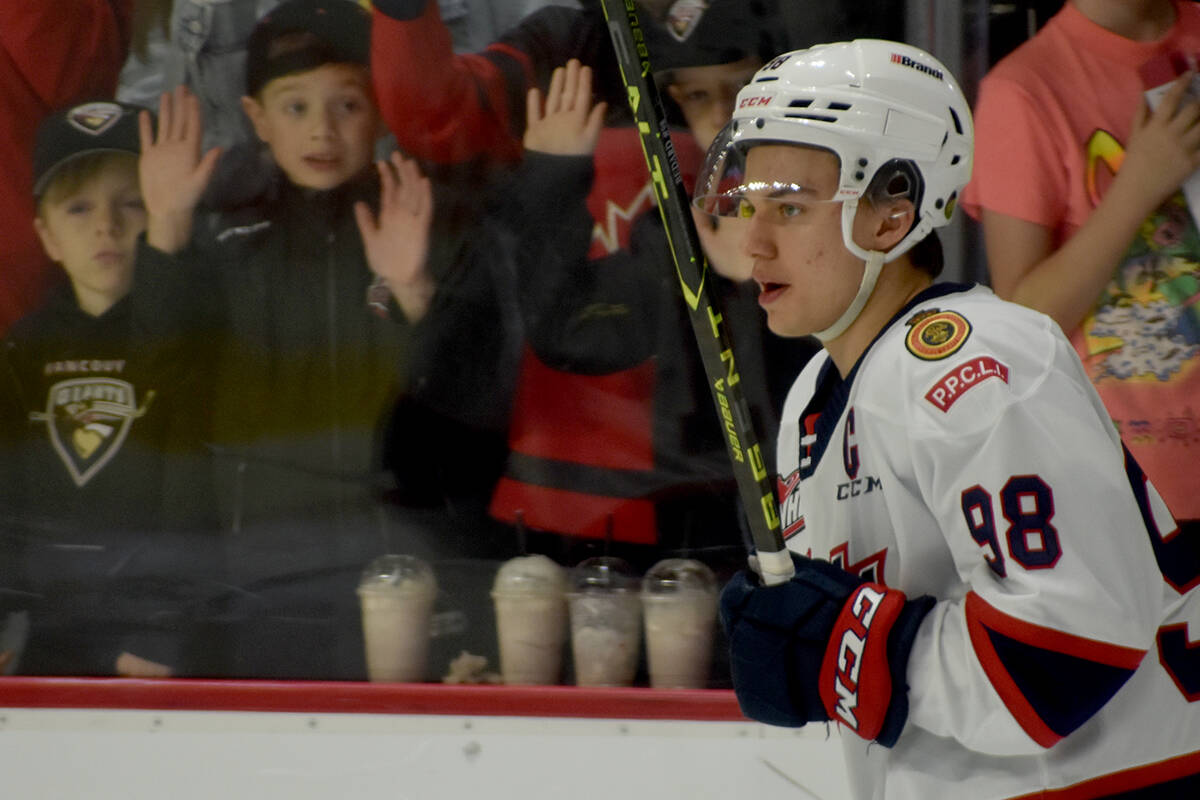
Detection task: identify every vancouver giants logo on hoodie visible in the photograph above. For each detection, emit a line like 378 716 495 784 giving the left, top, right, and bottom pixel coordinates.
29 378 153 487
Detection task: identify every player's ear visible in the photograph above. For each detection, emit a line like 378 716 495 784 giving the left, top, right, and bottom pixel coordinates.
871 198 915 252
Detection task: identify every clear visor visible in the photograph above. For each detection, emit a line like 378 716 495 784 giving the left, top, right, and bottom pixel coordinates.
694 180 841 225
692 123 842 227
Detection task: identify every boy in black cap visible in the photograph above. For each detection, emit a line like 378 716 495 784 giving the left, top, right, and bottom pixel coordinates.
0 98 222 677
29 102 147 316
135 0 510 680
236 0 384 196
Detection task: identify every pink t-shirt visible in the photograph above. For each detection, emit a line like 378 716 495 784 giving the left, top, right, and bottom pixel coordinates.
963 0 1200 520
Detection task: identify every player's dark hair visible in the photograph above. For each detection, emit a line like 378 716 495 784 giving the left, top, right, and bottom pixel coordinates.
908 229 944 278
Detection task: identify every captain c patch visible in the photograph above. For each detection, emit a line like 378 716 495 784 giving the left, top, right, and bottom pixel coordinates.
925 356 1009 412
905 309 971 360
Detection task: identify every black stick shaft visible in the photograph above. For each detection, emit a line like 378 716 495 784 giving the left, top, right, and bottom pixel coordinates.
598 0 790 572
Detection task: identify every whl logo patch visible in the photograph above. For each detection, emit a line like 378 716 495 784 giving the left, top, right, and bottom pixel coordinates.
30 378 153 487
777 470 805 540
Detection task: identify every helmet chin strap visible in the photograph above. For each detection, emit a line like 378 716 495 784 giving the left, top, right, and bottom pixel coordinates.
813 197 889 343
813 248 886 343
812 194 928 343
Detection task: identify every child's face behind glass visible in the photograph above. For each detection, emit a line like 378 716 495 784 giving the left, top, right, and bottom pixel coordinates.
242 63 381 191
666 56 760 152
34 158 145 317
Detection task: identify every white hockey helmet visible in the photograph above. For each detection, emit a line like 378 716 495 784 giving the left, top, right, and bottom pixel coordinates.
694 40 974 340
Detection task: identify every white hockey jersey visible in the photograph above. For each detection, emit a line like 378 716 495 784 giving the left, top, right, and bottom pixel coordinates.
776 284 1200 799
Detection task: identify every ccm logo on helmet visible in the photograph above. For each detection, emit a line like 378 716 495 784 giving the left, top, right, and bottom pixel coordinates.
739 96 772 108
891 52 944 81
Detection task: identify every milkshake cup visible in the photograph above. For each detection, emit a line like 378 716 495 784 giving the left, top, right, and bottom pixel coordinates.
357 554 436 682
491 554 568 685
567 557 641 687
641 558 718 689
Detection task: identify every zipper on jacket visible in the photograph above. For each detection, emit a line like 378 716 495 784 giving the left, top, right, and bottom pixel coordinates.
325 231 342 475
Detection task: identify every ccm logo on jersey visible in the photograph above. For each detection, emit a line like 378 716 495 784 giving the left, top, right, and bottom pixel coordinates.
819 584 906 740
905 309 971 360
925 356 1010 412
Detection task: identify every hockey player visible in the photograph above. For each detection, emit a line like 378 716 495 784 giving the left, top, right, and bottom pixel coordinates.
703 40 1200 798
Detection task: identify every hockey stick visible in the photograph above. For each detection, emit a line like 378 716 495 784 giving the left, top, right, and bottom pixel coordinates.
599 0 794 586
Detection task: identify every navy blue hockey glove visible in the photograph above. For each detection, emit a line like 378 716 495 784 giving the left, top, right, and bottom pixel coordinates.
719 552 934 747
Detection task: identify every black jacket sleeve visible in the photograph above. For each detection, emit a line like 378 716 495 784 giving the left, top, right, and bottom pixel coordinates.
502 150 666 374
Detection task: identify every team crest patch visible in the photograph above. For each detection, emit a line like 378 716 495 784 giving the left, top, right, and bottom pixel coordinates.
905 309 971 360
664 0 708 42
29 378 153 487
67 102 125 136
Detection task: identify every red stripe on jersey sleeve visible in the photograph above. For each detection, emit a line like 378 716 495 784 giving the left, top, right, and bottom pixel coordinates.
966 592 1145 668
965 597 1060 747
964 592 1147 748
1157 622 1200 701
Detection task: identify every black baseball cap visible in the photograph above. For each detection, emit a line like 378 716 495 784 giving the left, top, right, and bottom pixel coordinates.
32 100 146 198
642 0 778 71
244 0 370 97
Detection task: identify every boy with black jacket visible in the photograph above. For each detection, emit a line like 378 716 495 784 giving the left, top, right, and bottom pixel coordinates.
139 0 508 679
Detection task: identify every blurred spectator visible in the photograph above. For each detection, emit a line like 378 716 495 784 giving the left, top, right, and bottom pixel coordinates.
371 0 813 585
118 1 286 208
962 0 1200 532
371 0 778 165
657 54 761 156
119 1 280 155
133 0 512 679
0 100 221 677
0 1 133 335
503 57 815 575
437 0 581 53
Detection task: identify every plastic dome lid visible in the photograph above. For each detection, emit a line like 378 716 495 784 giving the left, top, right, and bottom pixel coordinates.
492 554 567 595
641 558 717 595
570 556 640 594
358 553 436 592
